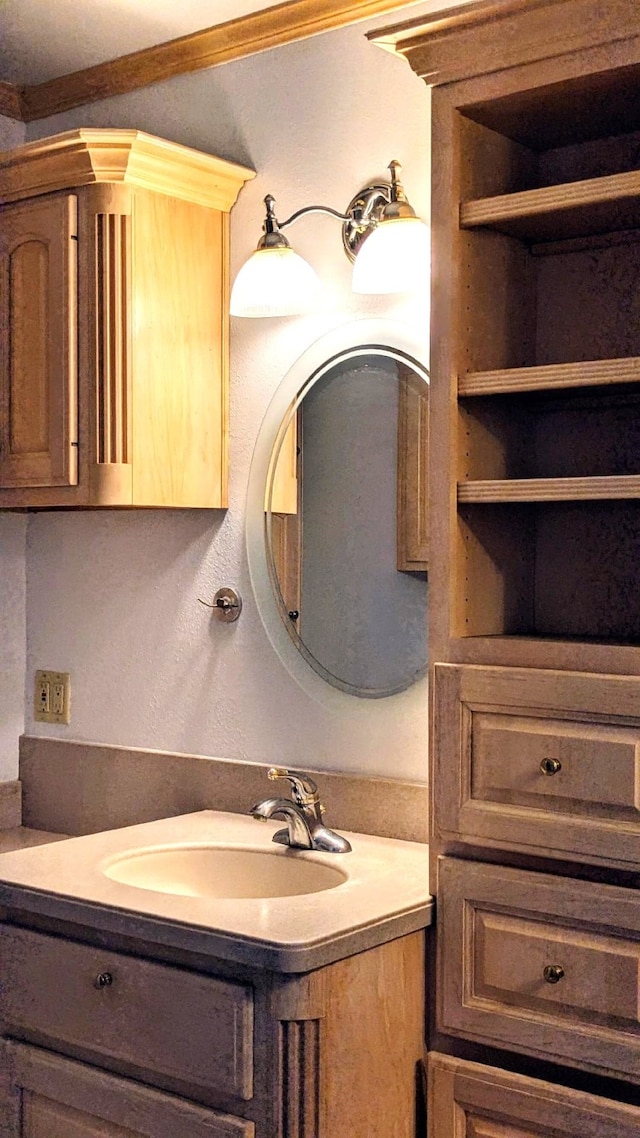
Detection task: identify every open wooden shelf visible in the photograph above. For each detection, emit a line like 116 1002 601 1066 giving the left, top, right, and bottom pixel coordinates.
458 475 640 502
459 357 640 397
460 171 640 242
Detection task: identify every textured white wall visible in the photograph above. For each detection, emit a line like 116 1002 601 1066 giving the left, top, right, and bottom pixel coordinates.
18 5 463 783
0 115 26 780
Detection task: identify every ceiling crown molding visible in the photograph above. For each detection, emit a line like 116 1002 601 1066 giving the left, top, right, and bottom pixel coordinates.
0 81 25 121
0 0 423 124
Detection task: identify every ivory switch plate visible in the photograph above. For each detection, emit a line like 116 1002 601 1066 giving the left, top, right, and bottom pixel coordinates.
34 670 71 724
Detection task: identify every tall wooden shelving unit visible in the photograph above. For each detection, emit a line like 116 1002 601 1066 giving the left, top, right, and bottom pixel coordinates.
374 2 640 1134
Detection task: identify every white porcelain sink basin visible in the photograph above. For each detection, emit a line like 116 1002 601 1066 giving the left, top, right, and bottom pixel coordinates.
102 844 348 899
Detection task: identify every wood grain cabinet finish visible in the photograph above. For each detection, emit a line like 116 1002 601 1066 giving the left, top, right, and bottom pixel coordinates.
377 0 640 676
433 662 640 869
1 1041 253 1138
0 920 425 1138
0 129 254 509
0 194 78 491
427 1053 640 1138
372 0 640 1125
0 924 254 1100
437 857 640 1082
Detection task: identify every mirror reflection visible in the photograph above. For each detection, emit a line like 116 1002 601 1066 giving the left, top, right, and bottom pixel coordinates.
265 348 429 698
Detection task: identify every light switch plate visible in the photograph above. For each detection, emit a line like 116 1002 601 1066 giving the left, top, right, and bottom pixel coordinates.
34 670 70 724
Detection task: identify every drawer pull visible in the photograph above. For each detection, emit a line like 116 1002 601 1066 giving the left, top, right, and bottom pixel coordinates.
94 971 114 989
540 757 562 776
543 964 565 984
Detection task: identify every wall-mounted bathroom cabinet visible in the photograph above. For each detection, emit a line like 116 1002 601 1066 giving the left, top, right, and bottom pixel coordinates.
0 129 254 509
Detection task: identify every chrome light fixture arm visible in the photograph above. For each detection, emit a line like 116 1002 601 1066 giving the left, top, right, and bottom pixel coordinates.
258 161 414 262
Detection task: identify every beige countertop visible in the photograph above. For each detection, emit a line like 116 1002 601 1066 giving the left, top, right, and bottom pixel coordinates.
0 826 68 852
0 810 432 971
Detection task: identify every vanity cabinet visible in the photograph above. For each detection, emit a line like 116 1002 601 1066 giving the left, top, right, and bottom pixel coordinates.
0 129 254 509
372 0 640 1131
0 917 425 1138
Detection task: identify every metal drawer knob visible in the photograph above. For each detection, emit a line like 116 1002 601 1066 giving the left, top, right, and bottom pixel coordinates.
94 971 114 989
543 964 564 984
540 757 562 776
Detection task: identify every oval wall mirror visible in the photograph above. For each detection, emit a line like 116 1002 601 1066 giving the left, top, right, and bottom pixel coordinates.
247 321 429 701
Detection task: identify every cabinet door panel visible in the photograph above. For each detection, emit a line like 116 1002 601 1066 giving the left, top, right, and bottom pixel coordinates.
0 194 78 488
428 1053 640 1138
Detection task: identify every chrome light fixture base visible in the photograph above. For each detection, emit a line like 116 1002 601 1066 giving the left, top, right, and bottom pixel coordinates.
341 182 392 262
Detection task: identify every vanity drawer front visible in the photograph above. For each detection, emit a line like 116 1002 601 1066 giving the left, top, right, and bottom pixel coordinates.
3 1040 254 1138
438 857 640 1081
0 925 254 1100
434 663 640 868
428 1052 640 1138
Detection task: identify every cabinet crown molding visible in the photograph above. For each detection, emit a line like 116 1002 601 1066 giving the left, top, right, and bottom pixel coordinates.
370 0 640 85
0 128 255 209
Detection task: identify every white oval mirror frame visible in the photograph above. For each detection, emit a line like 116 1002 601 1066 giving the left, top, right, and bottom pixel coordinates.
246 319 430 705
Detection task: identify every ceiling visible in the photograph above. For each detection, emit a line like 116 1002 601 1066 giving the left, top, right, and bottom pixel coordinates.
0 0 451 89
0 1 288 86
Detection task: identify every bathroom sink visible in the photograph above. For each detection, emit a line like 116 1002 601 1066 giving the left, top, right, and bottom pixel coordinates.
102 843 348 899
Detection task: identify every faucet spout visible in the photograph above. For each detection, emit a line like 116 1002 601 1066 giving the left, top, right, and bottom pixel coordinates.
250 768 352 854
249 797 314 849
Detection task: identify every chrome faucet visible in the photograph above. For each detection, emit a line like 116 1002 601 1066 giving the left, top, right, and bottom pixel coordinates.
249 767 352 853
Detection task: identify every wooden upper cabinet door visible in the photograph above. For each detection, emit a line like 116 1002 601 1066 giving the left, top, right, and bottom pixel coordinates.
0 194 78 488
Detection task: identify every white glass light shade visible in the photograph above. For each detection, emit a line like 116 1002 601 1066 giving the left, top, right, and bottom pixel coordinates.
230 246 322 317
351 217 430 295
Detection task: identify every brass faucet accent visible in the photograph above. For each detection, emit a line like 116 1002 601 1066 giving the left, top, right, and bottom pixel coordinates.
249 767 352 853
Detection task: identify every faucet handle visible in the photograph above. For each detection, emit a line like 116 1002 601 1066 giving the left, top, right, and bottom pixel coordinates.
268 767 319 807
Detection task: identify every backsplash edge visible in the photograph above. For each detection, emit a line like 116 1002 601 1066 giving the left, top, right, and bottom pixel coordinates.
19 736 429 844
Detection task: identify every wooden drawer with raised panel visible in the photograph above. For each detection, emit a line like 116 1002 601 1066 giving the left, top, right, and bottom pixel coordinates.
0 925 254 1100
434 663 640 868
428 1052 640 1138
1 1039 254 1138
438 857 640 1081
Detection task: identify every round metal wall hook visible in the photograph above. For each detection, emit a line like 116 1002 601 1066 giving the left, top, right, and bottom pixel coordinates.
198 587 243 622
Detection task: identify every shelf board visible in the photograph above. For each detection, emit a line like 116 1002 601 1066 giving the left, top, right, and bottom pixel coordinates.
458 475 640 502
459 357 640 397
460 170 640 242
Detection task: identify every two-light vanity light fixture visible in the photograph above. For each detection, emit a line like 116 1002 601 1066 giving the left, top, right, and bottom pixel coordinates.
230 160 429 318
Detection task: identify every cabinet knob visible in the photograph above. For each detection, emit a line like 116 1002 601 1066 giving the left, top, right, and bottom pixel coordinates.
94 971 114 989
540 757 562 776
543 964 564 984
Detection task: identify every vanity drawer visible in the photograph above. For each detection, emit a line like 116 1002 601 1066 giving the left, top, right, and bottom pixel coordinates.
428 1052 640 1138
2 1040 254 1138
434 663 640 868
0 925 254 1100
438 857 640 1081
